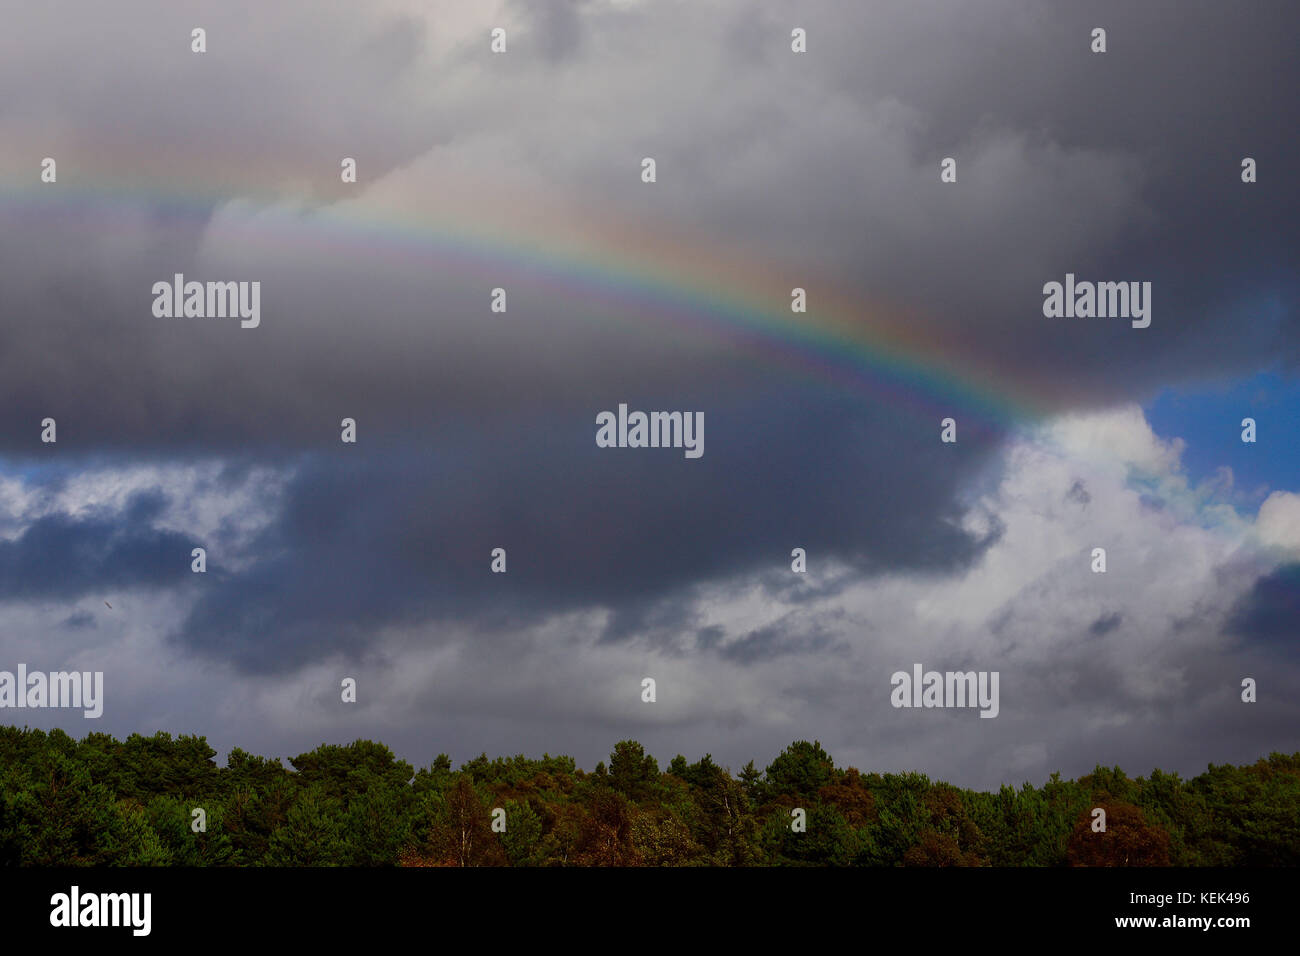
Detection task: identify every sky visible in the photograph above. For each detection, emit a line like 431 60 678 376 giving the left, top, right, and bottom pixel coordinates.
0 0 1296 790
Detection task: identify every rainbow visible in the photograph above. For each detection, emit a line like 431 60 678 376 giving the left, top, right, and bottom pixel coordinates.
2 161 1056 434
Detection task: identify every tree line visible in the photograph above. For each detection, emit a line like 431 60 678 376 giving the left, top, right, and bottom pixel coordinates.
1 726 1295 866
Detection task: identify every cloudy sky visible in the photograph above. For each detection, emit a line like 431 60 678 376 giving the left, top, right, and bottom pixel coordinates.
0 0 1296 790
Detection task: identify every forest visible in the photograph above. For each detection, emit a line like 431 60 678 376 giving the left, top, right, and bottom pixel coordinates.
1 726 1296 866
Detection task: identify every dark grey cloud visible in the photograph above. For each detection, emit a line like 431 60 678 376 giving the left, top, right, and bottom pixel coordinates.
0 488 197 599
0 0 1293 462
509 0 586 63
1066 480 1091 507
1228 563 1300 658
0 2 445 207
175 388 1001 673
0 0 1295 787
1088 611 1122 637
715 620 848 666
766 0 1300 392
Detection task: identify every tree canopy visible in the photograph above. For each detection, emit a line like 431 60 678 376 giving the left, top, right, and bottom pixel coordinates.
1 726 1294 867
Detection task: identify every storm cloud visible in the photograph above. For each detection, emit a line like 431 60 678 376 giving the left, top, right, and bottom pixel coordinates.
0 0 1295 787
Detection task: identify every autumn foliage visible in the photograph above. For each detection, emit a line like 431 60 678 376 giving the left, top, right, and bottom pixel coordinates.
1 726 1296 867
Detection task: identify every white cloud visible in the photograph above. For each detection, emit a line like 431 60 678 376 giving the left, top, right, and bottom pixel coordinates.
1256 490 1300 553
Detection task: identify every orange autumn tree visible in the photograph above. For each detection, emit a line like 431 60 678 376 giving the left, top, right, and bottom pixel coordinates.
1066 802 1172 866
404 776 506 867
